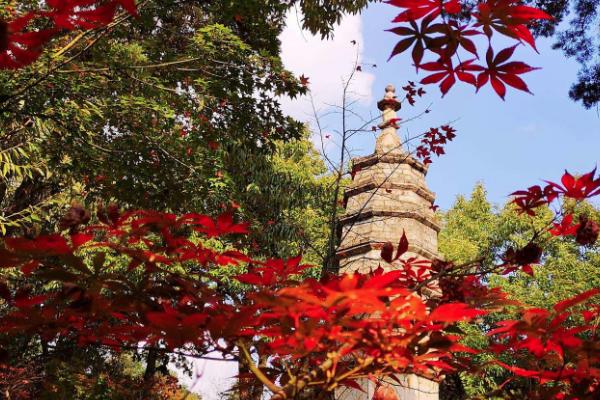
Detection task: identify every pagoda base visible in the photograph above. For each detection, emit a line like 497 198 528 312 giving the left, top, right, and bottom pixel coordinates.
335 375 439 400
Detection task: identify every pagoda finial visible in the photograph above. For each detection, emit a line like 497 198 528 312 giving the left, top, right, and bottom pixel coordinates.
377 84 401 111
375 84 403 155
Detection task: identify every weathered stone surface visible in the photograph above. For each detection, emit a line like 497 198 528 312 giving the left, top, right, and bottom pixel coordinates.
336 85 439 400
335 375 439 400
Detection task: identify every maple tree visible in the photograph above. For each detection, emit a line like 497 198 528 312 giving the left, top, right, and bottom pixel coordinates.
0 169 598 399
0 1 599 400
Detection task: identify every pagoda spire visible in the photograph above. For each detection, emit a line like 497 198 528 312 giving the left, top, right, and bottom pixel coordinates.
335 84 440 399
375 84 403 156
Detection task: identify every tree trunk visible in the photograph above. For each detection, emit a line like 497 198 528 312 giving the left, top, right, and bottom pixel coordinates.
439 373 466 400
144 348 158 382
238 352 265 400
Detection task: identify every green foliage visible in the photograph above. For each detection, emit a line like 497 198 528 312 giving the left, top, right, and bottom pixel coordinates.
441 183 600 308
439 183 499 265
0 114 75 235
226 132 333 263
0 2 370 397
0 0 362 245
293 0 371 38
2 2 296 224
439 183 600 397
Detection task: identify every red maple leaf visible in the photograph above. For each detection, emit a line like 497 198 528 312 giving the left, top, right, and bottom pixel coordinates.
183 212 249 238
429 303 486 323
549 214 580 237
46 1 138 30
420 58 456 95
546 169 600 200
421 58 482 96
373 384 400 400
575 215 599 246
389 0 461 23
381 242 395 263
0 14 55 69
5 234 72 255
1 1 138 69
474 0 552 50
510 184 556 215
388 16 446 67
380 231 409 263
554 288 600 313
14 294 48 309
433 22 482 60
503 242 542 267
477 45 539 99
395 230 409 260
299 74 310 87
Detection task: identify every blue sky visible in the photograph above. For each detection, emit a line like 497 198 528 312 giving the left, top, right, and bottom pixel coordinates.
353 3 600 209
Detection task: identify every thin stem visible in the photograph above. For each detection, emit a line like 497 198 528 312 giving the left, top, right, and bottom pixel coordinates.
238 341 284 395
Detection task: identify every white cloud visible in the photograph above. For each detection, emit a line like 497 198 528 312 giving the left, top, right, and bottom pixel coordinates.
174 354 238 400
279 9 375 125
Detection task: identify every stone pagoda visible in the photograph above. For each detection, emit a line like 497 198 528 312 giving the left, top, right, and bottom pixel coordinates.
335 85 441 400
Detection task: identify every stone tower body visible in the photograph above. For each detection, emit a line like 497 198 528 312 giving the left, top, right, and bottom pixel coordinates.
335 85 440 400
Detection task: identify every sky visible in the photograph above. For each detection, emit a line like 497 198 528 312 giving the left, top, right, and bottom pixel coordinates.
188 4 600 399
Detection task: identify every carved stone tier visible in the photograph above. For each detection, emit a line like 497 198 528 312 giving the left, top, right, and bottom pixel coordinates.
337 375 439 400
352 152 429 175
338 150 440 273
